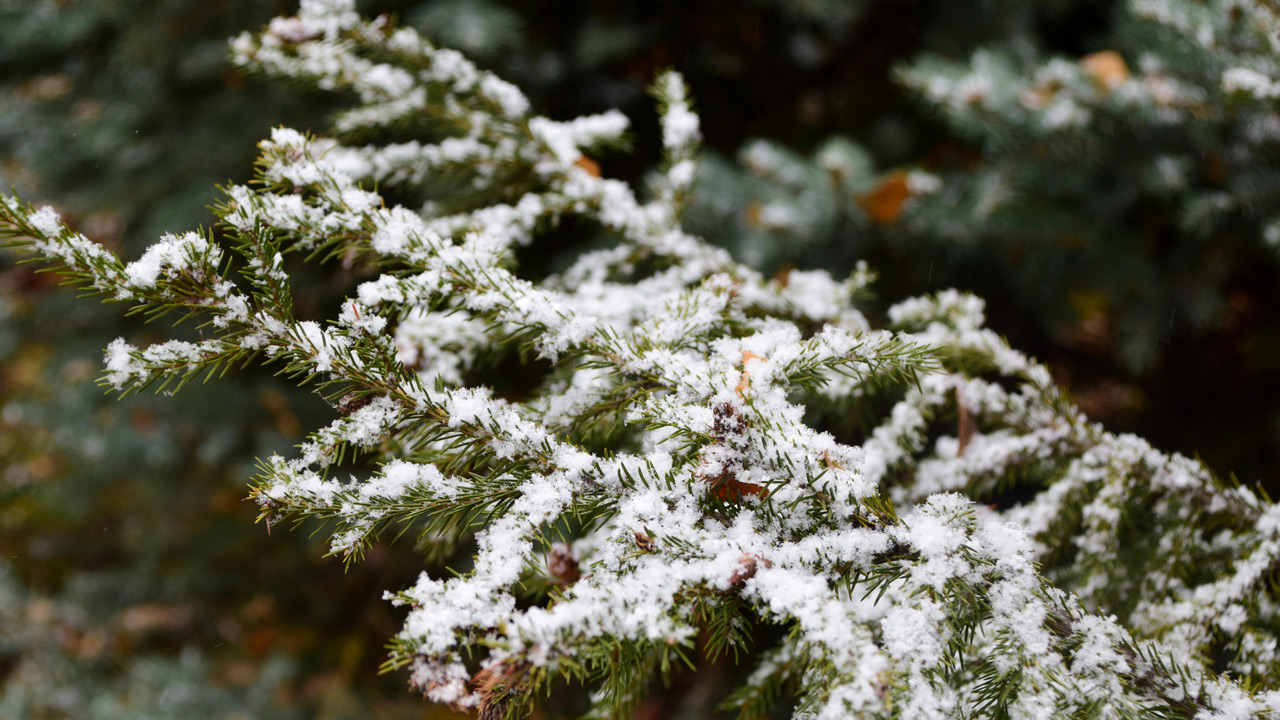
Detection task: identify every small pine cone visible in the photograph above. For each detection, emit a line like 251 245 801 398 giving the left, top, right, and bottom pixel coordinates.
547 543 580 585
712 400 746 437
633 530 655 553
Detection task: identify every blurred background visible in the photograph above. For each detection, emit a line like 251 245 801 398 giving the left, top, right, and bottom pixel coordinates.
2 0 1278 717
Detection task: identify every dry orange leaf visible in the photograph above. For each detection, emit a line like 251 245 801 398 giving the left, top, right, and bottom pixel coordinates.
1081 50 1129 91
956 386 976 457
574 155 601 177
858 171 912 225
19 74 72 100
119 603 193 634
711 477 768 503
773 264 794 288
737 351 764 395
728 554 772 586
1021 84 1058 110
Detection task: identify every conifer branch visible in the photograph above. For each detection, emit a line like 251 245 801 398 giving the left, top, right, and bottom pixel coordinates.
4 2 1280 717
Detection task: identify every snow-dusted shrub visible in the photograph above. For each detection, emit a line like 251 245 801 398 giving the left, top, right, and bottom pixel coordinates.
4 2 1280 717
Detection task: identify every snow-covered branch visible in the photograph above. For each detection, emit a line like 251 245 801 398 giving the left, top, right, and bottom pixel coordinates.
4 2 1280 717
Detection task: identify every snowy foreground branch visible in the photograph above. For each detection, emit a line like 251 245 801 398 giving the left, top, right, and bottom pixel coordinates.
5 2 1280 717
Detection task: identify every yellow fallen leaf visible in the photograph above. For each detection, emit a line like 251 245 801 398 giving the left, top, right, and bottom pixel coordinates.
1081 50 1129 91
858 171 912 225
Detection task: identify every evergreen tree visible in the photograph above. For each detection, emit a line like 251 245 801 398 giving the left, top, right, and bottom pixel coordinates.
6 2 1280 717
682 0 1280 485
0 2 427 716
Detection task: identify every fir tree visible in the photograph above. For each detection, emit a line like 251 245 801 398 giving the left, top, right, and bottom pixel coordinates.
5 1 1280 718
